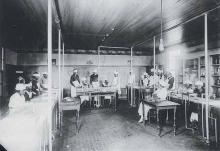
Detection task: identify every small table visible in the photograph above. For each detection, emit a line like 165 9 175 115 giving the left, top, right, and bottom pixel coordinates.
89 91 117 111
142 100 179 136
60 98 81 133
77 88 117 111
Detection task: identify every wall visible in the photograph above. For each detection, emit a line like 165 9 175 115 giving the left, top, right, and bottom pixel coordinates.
17 53 153 89
155 43 220 89
5 48 17 65
17 53 152 66
156 43 220 69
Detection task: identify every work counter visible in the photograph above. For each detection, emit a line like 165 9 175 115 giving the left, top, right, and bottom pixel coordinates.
0 93 58 151
170 93 220 146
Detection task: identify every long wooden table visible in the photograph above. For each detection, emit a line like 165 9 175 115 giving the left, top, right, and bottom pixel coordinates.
142 99 180 136
0 93 58 151
170 93 219 144
76 87 118 111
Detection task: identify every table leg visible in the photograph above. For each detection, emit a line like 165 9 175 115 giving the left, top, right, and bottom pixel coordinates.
142 102 145 125
202 104 204 138
115 93 117 112
166 109 169 123
185 99 188 128
173 107 176 136
60 111 63 136
157 109 161 136
76 110 79 133
89 93 92 109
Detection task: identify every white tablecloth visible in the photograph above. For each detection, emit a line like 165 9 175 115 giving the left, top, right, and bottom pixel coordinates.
0 95 57 151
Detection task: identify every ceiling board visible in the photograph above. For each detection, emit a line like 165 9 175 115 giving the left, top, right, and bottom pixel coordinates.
2 0 220 55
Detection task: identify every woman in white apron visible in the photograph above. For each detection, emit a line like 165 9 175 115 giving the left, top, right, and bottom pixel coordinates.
112 71 121 94
90 69 99 107
70 69 81 98
138 80 168 123
111 71 121 108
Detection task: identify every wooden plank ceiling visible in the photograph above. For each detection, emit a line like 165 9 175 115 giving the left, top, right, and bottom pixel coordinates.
2 0 220 55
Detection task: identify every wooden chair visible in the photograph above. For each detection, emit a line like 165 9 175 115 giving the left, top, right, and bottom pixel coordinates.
59 97 81 134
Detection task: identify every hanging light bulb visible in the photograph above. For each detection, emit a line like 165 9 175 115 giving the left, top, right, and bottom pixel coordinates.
159 0 164 52
159 38 164 51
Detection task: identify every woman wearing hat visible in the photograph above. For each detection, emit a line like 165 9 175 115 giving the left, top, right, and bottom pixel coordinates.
188 80 205 130
31 72 40 96
148 68 160 88
141 72 149 87
9 83 26 111
127 71 135 86
138 80 168 123
70 68 81 97
194 81 205 97
90 69 99 88
40 72 48 91
112 70 121 94
183 80 194 94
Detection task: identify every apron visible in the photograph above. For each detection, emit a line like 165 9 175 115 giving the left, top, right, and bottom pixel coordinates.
71 86 76 98
92 82 99 88
71 81 80 98
113 77 121 94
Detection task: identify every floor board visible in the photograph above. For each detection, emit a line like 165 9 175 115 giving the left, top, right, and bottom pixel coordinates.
54 103 219 151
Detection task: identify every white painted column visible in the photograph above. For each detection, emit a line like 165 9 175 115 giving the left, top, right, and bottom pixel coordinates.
58 29 61 131
1 47 3 70
62 43 64 98
153 36 156 92
58 29 61 102
131 47 133 106
47 0 53 150
204 13 210 144
98 47 100 85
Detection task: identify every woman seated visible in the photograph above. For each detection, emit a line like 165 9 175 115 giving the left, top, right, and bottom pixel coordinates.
9 83 27 112
193 81 205 97
138 80 168 123
188 81 205 128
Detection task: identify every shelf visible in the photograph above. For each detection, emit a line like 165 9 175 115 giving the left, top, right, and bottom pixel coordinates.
200 75 205 77
211 85 220 88
212 64 220 66
212 75 220 77
200 65 205 67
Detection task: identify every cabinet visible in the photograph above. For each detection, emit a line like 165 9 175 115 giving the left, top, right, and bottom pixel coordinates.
210 54 220 98
183 58 199 85
199 56 205 82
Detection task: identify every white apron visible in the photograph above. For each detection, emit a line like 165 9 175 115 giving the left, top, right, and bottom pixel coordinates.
71 86 76 98
71 81 81 98
92 82 99 88
138 102 152 120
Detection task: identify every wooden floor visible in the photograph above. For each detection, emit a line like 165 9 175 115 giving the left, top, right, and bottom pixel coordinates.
54 102 219 151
